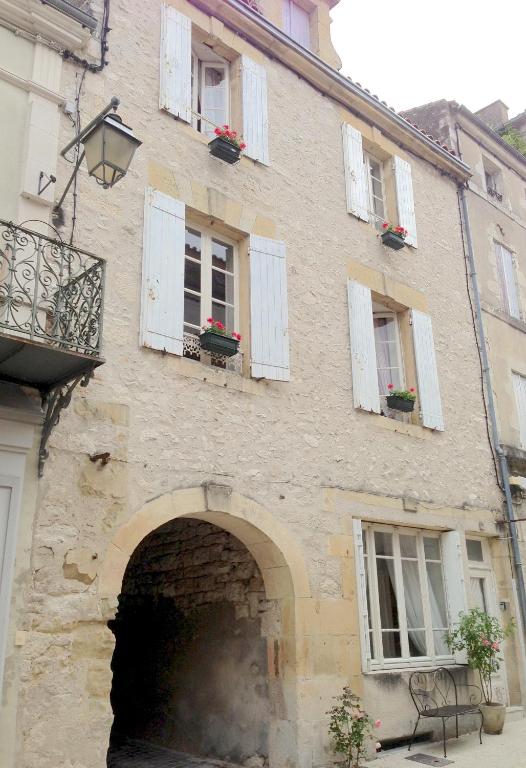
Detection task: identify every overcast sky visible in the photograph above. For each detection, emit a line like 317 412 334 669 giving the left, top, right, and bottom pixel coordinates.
330 0 524 119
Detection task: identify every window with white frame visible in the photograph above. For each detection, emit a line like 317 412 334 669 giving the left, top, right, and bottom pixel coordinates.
282 0 311 48
373 301 405 410
364 154 386 230
483 159 503 202
512 372 526 448
191 41 230 138
183 225 238 362
467 538 494 614
361 525 452 668
495 242 521 320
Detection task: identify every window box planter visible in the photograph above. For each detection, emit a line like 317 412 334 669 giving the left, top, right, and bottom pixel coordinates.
200 330 240 357
208 136 241 165
386 394 415 412
381 231 406 250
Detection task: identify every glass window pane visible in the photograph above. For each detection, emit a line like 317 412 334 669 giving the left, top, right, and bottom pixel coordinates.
184 259 201 292
400 534 417 558
374 531 393 556
212 239 234 271
211 302 235 332
382 631 401 659
212 269 234 304
403 561 424 628
201 67 228 137
376 558 398 629
408 631 427 657
185 228 201 260
424 537 440 560
467 539 484 562
184 291 200 326
426 562 448 628
433 630 449 655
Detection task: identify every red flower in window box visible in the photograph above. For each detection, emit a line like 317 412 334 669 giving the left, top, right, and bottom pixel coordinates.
385 385 416 413
380 222 408 250
199 318 242 357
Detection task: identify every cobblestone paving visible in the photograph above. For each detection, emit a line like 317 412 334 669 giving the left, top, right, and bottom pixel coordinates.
107 737 244 768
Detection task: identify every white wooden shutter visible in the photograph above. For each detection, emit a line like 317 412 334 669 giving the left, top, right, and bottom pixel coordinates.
342 124 369 222
141 188 185 355
394 155 417 247
249 235 289 381
353 519 371 671
347 280 381 413
496 243 520 319
513 373 526 448
241 56 269 165
160 5 192 122
412 309 444 431
441 530 469 664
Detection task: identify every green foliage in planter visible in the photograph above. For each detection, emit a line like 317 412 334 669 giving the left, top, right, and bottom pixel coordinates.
386 386 416 401
445 608 515 703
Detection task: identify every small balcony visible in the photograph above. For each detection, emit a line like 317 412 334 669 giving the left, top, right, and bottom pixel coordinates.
0 219 105 393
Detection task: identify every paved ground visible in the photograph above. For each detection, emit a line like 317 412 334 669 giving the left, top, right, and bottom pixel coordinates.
374 718 526 768
107 737 244 768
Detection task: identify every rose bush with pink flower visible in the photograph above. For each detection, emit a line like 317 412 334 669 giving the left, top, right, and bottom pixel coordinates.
328 686 381 767
445 608 515 704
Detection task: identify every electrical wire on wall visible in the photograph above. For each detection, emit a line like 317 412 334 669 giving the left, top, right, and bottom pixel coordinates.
68 66 87 245
63 0 111 72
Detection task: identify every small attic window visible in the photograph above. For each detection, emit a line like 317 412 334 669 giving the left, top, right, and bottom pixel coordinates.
283 0 311 49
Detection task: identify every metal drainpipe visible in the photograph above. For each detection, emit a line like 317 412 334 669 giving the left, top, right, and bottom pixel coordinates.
458 184 526 634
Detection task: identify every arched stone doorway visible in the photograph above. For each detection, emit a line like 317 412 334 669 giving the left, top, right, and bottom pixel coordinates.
99 485 311 768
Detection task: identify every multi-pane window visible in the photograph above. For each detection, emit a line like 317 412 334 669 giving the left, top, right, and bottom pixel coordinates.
467 538 493 615
484 165 503 202
183 226 237 360
364 154 386 229
373 302 406 416
191 43 230 138
495 242 520 319
283 0 311 48
512 372 526 448
362 526 451 668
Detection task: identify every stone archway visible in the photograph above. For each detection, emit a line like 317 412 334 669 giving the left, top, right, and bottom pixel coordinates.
97 484 311 768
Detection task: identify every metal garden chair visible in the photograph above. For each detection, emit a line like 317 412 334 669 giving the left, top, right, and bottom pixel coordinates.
408 667 483 757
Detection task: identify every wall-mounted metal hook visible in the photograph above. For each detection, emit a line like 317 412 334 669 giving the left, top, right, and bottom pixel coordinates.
38 171 57 196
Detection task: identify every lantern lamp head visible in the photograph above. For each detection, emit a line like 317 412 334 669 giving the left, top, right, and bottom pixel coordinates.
81 113 142 189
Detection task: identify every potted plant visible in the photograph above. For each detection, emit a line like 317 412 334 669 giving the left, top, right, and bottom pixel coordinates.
208 125 246 164
327 686 382 768
386 384 416 412
380 222 408 250
445 608 515 735
199 318 242 357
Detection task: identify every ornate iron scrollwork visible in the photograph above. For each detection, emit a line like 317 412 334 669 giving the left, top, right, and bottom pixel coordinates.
38 371 92 477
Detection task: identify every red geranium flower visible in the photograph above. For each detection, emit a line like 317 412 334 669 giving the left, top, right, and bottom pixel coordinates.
387 383 394 390
214 127 222 136
382 222 389 229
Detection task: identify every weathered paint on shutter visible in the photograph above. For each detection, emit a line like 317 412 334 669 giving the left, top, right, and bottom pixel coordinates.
160 4 192 122
249 235 289 380
342 124 369 222
412 309 444 431
353 519 371 671
513 373 526 448
241 56 269 165
441 530 468 664
347 280 381 413
394 155 418 247
141 188 185 355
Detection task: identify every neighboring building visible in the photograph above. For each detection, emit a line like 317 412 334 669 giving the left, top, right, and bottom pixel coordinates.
1 4 525 768
403 98 526 585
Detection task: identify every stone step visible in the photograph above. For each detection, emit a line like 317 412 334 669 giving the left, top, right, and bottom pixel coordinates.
505 705 524 722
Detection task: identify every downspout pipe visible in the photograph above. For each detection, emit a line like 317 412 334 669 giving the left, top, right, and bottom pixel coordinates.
458 184 526 635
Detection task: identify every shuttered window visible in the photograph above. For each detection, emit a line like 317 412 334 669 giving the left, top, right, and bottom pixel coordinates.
160 8 269 164
513 372 526 448
393 155 418 247
342 124 369 222
347 280 381 413
141 188 185 356
495 242 521 320
249 235 289 380
412 309 444 431
242 56 269 165
160 5 192 122
354 521 456 671
283 0 311 48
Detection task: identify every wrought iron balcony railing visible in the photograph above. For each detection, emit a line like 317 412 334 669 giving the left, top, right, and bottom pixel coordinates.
0 219 105 392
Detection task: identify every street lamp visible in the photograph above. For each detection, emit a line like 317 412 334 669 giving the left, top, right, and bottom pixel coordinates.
52 97 142 214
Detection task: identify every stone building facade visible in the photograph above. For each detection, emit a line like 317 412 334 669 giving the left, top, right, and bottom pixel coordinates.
1 2 525 768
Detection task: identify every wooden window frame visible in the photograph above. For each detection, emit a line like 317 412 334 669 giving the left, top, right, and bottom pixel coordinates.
362 523 454 671
495 241 521 320
364 152 387 230
191 47 231 136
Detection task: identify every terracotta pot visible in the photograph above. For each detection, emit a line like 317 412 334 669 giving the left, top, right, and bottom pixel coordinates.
480 702 506 734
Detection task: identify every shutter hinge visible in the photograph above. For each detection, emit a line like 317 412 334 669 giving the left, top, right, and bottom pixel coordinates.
409 315 413 326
